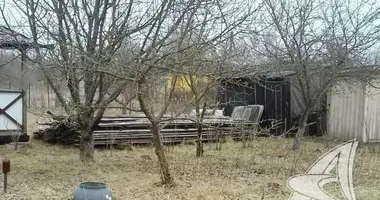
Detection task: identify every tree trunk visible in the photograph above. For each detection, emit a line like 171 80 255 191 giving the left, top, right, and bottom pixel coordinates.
195 102 206 157
121 90 128 114
293 107 312 151
319 94 327 136
121 107 127 114
80 126 95 162
55 82 62 108
151 123 174 185
196 122 203 157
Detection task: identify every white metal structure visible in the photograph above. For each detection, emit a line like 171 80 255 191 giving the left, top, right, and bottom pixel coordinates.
327 80 380 142
0 90 25 135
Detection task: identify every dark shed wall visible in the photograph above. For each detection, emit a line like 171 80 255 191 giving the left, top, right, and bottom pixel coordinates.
217 77 292 134
217 78 256 116
257 78 291 134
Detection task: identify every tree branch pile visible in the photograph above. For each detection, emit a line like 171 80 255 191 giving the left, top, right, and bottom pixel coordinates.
33 112 80 145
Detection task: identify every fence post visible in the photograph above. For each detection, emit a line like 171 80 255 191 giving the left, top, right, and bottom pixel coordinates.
40 80 46 108
47 82 50 109
2 159 10 194
28 83 31 108
21 50 27 135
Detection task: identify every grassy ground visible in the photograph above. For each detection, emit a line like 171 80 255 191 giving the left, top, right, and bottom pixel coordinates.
0 112 379 199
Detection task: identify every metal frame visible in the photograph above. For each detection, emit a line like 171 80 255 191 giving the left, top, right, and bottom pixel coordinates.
0 90 26 135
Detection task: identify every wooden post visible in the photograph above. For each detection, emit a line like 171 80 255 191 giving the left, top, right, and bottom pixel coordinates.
3 172 6 194
55 93 60 108
20 50 27 136
55 82 61 108
122 89 127 115
2 159 10 194
40 81 46 108
164 80 167 109
28 83 31 108
129 87 133 115
47 82 50 109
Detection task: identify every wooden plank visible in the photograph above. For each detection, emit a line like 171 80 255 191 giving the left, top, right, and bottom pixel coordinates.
93 127 224 134
92 131 245 138
91 137 237 145
100 118 139 122
97 120 257 128
92 132 244 140
79 134 246 146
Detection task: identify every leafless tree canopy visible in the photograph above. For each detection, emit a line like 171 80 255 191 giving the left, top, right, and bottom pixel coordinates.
1 0 256 184
251 0 380 150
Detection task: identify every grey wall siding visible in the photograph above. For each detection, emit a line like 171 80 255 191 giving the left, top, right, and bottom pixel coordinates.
327 80 380 142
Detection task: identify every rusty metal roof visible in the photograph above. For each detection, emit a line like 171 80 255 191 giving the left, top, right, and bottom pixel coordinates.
0 26 53 50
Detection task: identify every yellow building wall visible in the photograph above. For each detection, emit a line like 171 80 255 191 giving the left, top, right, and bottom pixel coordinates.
167 73 209 92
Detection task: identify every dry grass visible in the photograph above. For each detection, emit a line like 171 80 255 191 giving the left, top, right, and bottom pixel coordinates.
0 112 379 199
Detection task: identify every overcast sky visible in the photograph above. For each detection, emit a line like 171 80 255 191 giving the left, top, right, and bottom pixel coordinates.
1 0 379 59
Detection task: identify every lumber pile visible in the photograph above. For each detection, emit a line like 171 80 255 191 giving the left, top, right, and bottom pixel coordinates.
93 117 257 145
33 105 264 147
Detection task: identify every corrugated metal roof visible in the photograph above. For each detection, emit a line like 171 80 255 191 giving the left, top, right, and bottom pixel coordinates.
263 70 296 78
0 26 53 50
0 26 32 46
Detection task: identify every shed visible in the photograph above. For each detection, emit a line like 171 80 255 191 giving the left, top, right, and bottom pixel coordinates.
0 26 54 139
327 80 380 142
216 71 300 135
216 70 325 135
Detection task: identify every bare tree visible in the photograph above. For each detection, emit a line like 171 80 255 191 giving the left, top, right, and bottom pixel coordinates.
255 0 380 150
165 21 217 158
134 0 254 184
10 0 197 161
3 0 254 184
181 35 248 157
187 77 215 157
179 63 217 157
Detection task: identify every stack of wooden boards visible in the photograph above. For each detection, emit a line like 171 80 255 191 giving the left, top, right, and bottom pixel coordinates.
33 105 264 146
